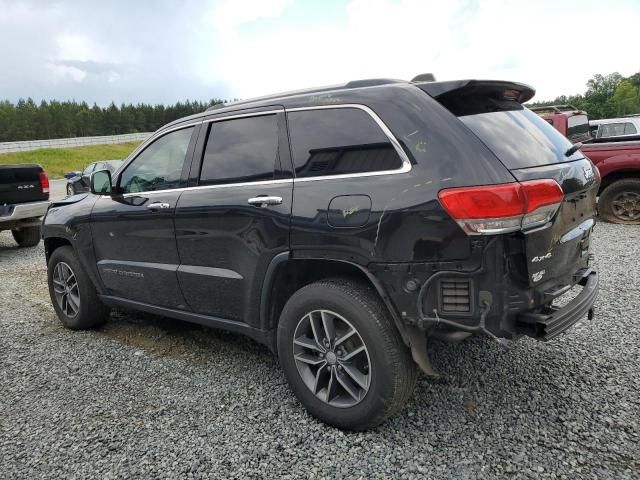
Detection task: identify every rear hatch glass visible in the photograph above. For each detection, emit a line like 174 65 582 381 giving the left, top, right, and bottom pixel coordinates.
459 108 583 169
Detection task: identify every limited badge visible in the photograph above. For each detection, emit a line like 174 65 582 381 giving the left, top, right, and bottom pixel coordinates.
583 165 594 180
532 270 546 282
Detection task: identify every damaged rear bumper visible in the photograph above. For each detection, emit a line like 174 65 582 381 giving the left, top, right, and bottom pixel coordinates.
516 268 598 341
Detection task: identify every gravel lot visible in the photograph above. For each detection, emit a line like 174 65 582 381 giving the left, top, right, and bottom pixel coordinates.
0 223 638 479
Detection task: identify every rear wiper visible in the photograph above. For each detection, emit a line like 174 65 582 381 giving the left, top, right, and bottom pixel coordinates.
565 142 583 157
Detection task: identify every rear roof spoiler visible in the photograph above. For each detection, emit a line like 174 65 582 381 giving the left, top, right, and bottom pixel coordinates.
416 79 535 104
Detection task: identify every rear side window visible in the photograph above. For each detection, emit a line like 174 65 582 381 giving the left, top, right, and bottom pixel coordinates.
459 108 581 169
599 123 628 138
287 108 402 178
567 114 590 142
200 115 278 185
625 123 638 135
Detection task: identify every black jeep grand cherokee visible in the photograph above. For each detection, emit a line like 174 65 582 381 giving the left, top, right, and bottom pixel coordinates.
43 77 599 430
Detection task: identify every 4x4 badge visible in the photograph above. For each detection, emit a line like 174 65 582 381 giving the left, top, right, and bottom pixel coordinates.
531 252 552 263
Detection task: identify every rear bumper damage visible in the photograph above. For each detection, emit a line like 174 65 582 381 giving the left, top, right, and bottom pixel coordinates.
370 238 598 344
516 268 598 341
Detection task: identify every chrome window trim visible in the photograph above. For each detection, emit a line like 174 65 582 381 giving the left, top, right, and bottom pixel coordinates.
286 104 413 182
202 109 283 124
119 178 294 198
115 103 412 198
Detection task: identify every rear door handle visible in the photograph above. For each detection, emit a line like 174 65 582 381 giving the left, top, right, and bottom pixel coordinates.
247 196 283 207
147 202 170 211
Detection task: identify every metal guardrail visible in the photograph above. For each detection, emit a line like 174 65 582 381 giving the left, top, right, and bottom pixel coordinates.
0 132 153 154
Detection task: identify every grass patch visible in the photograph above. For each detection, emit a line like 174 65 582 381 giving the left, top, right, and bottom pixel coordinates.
0 142 142 178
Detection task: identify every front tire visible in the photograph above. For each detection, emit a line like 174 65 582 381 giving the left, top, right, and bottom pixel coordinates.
598 178 640 224
277 278 417 430
47 246 110 330
66 183 75 196
11 226 41 247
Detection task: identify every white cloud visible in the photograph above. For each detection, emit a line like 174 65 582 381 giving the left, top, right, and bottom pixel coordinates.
47 63 87 83
1 0 638 105
209 0 294 31
205 0 640 102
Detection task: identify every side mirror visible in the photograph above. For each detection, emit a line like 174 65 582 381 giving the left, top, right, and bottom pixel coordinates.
90 169 113 195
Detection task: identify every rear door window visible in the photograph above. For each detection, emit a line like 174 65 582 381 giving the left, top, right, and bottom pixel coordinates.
459 108 582 169
287 108 403 178
199 115 278 185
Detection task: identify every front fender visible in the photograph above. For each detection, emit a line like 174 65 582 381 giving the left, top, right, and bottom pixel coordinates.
43 195 105 295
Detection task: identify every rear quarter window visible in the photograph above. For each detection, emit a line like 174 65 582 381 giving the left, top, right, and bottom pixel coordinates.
459 108 582 169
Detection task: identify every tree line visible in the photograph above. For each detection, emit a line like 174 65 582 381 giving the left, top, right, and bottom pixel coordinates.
1 71 639 142
527 71 640 119
0 99 224 142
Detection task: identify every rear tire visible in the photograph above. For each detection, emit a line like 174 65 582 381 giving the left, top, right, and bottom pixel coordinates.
47 246 110 330
66 183 74 196
11 226 41 247
277 278 417 430
598 178 640 224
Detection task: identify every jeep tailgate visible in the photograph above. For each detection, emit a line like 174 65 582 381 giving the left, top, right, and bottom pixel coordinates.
508 159 597 287
458 109 599 287
420 80 599 288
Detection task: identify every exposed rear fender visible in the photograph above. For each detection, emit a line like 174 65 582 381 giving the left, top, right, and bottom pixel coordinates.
259 254 411 347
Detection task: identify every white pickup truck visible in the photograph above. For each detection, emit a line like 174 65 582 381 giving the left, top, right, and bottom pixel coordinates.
0 164 50 247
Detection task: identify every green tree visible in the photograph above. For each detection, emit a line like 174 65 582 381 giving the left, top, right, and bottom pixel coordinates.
612 80 640 116
0 97 219 141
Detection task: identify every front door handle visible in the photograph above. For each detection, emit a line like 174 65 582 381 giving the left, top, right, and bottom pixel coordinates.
247 196 283 207
147 202 171 211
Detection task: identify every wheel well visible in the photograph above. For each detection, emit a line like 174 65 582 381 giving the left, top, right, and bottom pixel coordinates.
264 259 390 332
599 170 640 194
44 237 71 263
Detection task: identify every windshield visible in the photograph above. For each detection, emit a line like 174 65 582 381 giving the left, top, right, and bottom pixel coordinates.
459 108 583 169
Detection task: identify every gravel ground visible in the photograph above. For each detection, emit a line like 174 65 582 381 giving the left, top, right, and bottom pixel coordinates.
1 223 639 479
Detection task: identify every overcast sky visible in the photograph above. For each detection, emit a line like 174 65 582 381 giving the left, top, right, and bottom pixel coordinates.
1 0 638 106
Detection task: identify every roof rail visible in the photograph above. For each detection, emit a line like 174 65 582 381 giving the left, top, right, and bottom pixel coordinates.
344 78 405 88
529 104 581 113
205 78 409 112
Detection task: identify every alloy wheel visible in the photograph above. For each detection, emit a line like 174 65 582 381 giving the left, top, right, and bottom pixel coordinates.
52 262 80 318
292 309 371 408
611 191 640 221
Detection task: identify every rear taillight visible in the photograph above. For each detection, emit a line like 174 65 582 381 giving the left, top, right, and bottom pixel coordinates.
39 171 50 194
438 179 563 235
